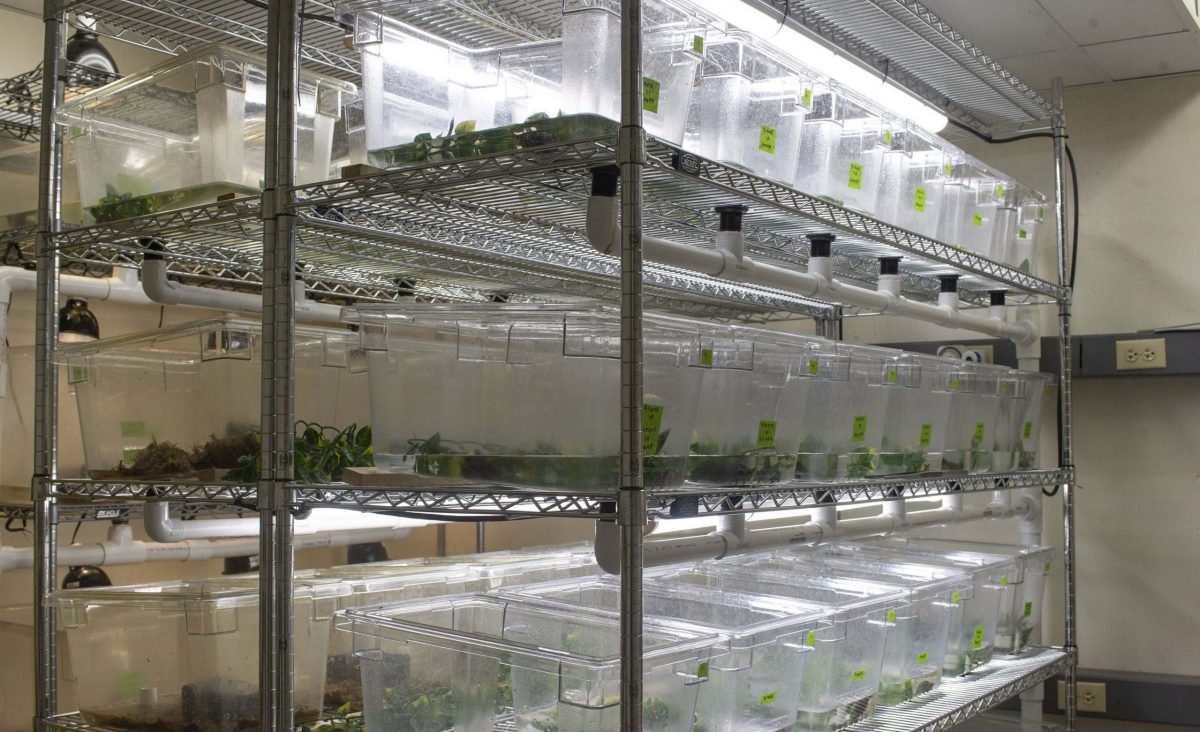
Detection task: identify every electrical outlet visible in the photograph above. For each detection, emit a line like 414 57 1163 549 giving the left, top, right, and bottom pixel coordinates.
1114 337 1167 371
1057 680 1108 713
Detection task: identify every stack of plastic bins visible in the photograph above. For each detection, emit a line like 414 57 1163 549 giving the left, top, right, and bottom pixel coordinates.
688 327 821 486
941 362 1011 474
936 159 993 252
52 579 349 731
347 303 703 492
797 343 896 480
1016 372 1056 469
990 367 1025 472
962 170 1008 258
336 594 720 732
0 142 82 228
56 317 369 481
1011 185 1048 273
873 117 911 225
875 126 947 238
649 563 904 731
862 538 1021 674
58 44 353 223
877 353 957 475
739 550 972 705
988 177 1022 266
694 30 814 185
500 576 834 732
886 539 1058 654
794 85 887 214
0 606 76 732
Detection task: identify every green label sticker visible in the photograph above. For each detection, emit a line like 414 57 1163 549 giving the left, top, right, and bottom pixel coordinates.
642 403 665 455
692 35 704 54
951 591 961 603
1023 421 1034 439
972 422 986 446
700 348 713 367
120 420 147 438
916 651 929 664
995 183 1005 199
802 87 813 107
806 630 817 646
759 691 778 705
808 357 820 376
851 668 867 682
69 365 89 383
943 161 952 175
759 124 778 154
972 212 984 227
950 376 960 391
1044 560 1052 573
883 130 893 145
886 367 897 383
642 77 661 114
913 186 927 212
697 661 709 679
1024 601 1034 617
122 448 143 467
848 162 864 190
851 415 868 442
999 381 1009 394
919 423 933 448
972 624 986 650
886 608 896 623
1018 228 1029 239
118 670 144 699
1001 575 1009 586
757 419 778 450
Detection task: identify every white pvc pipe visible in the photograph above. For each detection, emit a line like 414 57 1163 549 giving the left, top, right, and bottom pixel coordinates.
585 195 1038 346
0 521 417 573
142 502 435 543
141 258 343 324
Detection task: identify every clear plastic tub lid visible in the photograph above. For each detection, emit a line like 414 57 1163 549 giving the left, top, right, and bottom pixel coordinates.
320 552 598 584
51 577 350 610
864 537 1024 585
702 29 816 92
884 539 1057 576
757 549 974 599
56 43 355 129
337 593 721 672
499 575 834 649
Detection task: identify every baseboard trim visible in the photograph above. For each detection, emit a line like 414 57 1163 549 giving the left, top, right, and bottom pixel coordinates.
996 668 1200 726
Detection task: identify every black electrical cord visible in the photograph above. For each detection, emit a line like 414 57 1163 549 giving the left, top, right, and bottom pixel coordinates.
240 0 352 34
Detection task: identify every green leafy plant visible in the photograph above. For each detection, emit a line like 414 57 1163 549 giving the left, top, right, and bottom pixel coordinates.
298 703 364 732
222 422 374 483
375 113 617 166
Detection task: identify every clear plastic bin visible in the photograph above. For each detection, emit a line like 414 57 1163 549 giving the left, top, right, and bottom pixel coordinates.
52 579 349 731
740 550 971 706
337 594 720 732
348 303 704 493
688 327 822 486
0 142 82 229
649 564 904 731
502 576 832 732
942 363 1017 474
877 353 957 475
1011 186 1048 274
863 538 1020 674
58 44 353 223
875 126 947 238
0 605 76 732
340 0 709 164
793 86 886 214
987 177 1020 266
57 317 370 480
1016 372 1056 469
937 160 994 252
693 30 814 184
797 343 896 480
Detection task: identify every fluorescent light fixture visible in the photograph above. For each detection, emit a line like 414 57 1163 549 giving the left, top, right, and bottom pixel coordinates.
651 508 815 535
689 0 950 133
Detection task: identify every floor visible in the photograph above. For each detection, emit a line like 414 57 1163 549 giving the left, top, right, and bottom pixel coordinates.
957 711 1200 730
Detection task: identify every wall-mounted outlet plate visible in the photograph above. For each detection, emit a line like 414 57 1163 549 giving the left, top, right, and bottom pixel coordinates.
1058 680 1108 713
1115 337 1166 371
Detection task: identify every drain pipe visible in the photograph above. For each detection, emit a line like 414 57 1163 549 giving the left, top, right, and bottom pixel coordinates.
143 503 433 543
585 167 1037 346
140 238 342 323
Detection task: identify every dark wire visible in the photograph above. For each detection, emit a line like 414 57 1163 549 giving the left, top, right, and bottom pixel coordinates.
70 521 83 544
240 0 352 34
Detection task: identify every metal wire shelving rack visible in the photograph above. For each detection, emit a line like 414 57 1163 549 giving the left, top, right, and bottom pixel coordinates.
26 0 1078 730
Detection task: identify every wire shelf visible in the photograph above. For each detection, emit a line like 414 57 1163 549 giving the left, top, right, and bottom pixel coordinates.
0 500 253 523
0 62 120 142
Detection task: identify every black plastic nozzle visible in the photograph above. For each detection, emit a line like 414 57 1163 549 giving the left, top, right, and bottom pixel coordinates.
878 257 901 276
989 290 1007 306
938 274 960 293
714 204 749 232
807 233 836 258
590 165 621 197
139 237 166 261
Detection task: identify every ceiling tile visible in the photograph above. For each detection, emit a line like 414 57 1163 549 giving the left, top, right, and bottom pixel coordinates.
998 48 1112 91
921 0 1076 57
1036 0 1197 46
1084 30 1200 79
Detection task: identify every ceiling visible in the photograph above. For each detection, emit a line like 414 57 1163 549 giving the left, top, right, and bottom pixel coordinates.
921 0 1200 93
